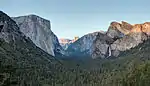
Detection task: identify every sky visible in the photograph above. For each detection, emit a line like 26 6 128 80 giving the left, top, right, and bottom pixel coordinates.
0 0 150 39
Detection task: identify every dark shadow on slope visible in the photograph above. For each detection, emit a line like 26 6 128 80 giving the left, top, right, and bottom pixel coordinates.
0 25 4 32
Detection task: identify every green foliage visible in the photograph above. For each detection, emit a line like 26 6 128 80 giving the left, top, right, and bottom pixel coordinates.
121 62 150 86
1 38 150 86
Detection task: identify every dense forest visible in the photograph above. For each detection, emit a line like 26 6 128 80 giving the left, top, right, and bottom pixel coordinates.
0 38 150 86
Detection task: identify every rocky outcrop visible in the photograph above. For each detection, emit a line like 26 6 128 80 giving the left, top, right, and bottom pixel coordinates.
66 31 112 58
59 37 79 50
67 32 102 57
92 21 150 58
106 21 133 40
0 11 26 44
121 21 133 34
59 38 72 50
91 33 114 59
106 22 124 40
92 21 133 59
12 15 65 56
0 11 64 85
110 22 150 57
111 32 148 57
131 22 150 36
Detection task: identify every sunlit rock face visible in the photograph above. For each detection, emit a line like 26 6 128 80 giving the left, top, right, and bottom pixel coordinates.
66 20 150 59
110 22 150 57
92 21 150 58
59 38 71 50
121 21 133 34
12 15 65 56
131 22 150 36
142 22 150 35
59 37 79 50
106 22 124 40
106 21 133 40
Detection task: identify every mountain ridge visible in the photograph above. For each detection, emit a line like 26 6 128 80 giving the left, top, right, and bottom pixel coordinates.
12 15 65 57
1 11 150 86
0 10 65 86
67 21 150 59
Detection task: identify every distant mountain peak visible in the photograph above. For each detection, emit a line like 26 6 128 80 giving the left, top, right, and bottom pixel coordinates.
59 37 79 50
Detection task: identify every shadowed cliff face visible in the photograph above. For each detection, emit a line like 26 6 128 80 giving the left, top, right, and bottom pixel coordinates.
66 31 106 57
12 15 65 56
111 32 148 57
0 11 26 43
0 25 3 32
91 33 114 59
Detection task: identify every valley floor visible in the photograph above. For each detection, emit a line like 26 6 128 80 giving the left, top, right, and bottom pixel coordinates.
1 37 150 86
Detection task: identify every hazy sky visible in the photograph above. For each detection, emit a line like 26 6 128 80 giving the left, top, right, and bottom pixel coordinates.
0 0 150 39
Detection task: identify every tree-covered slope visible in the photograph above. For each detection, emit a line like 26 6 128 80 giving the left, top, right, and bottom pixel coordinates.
0 38 63 86
59 38 150 86
0 11 63 86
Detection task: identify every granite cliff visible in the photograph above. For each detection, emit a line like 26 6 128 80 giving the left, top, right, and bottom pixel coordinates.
12 15 65 56
66 31 108 57
92 21 150 58
67 21 150 59
0 11 62 85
